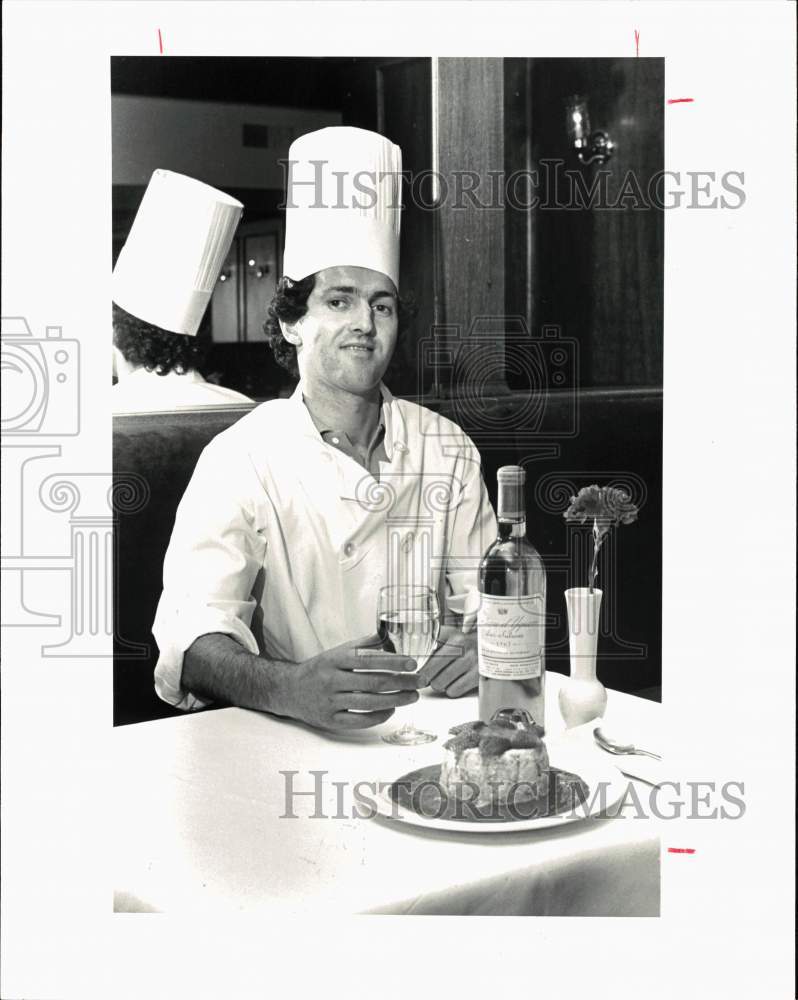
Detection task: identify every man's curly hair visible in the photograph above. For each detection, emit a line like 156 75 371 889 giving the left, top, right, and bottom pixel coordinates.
112 302 209 375
263 273 416 380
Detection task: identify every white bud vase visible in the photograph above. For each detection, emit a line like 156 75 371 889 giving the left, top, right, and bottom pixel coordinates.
559 587 607 728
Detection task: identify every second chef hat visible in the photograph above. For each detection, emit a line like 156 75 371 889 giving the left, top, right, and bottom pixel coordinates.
282 126 402 288
112 169 243 337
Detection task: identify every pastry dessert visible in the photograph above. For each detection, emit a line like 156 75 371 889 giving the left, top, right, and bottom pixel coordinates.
440 713 549 808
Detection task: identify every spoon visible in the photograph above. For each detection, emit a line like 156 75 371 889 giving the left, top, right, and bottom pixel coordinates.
593 727 661 760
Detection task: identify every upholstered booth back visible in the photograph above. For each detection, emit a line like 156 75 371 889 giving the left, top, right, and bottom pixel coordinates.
443 389 663 701
114 389 662 725
113 406 255 725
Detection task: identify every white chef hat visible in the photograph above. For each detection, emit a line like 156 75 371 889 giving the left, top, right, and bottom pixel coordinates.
112 169 243 337
282 126 402 288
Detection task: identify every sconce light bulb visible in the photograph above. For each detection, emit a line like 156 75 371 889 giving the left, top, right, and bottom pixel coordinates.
248 259 256 267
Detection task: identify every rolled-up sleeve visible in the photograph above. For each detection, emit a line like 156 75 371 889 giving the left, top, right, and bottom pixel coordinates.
153 438 267 711
442 438 497 627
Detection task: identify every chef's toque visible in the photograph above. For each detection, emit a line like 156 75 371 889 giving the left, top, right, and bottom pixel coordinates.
112 169 243 337
282 126 402 288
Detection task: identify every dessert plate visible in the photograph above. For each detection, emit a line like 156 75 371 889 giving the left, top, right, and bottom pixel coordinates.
373 748 628 833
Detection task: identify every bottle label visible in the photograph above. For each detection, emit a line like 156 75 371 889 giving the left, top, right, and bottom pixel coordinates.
478 594 544 680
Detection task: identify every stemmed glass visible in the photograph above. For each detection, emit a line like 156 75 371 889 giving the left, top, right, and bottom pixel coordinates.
377 584 440 746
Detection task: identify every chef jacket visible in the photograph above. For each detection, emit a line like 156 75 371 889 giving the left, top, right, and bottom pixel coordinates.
153 381 497 710
303 396 389 474
112 368 252 414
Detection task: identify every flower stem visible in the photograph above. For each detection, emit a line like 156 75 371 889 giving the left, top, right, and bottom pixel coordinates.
589 519 603 594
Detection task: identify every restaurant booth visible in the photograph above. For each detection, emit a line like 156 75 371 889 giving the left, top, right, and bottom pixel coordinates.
113 386 661 725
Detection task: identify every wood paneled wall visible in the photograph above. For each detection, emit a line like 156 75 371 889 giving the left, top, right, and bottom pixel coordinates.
361 57 663 395
344 57 508 397
506 58 664 388
436 58 506 365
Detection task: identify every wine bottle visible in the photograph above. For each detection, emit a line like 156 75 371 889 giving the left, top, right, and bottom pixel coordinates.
478 466 547 730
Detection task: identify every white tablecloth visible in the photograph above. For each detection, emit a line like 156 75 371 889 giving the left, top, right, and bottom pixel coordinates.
114 672 662 916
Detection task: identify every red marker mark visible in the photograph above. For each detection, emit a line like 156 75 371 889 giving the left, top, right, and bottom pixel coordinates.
635 30 639 57
667 848 696 854
157 28 163 54
667 98 694 104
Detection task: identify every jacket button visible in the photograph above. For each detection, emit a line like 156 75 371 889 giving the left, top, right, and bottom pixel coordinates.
343 541 355 557
394 441 407 454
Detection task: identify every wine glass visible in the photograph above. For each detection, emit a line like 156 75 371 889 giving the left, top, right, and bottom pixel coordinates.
377 584 440 746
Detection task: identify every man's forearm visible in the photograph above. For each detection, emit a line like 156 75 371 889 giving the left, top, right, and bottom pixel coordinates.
182 633 296 716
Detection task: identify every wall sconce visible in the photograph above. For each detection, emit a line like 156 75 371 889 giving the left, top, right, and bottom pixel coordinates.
247 258 271 279
566 97 615 166
218 268 232 283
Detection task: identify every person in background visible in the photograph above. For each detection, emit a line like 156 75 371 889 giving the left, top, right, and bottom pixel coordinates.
111 169 252 413
152 127 497 732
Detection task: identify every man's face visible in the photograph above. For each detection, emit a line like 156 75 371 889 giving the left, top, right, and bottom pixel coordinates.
281 266 398 395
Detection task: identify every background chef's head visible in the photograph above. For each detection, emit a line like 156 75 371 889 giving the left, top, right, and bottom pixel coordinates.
264 126 414 386
112 170 242 376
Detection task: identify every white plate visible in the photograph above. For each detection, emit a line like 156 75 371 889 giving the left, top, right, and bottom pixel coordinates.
374 748 628 833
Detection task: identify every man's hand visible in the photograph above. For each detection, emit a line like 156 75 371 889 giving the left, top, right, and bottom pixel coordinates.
282 632 421 731
418 624 478 698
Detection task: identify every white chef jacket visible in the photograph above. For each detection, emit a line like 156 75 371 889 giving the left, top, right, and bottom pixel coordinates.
153 381 497 710
112 367 252 414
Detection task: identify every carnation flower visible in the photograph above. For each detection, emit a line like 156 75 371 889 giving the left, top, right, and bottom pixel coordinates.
563 485 639 592
564 485 638 526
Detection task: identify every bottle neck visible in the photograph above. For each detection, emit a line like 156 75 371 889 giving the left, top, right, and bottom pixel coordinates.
498 518 526 539
497 478 526 537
